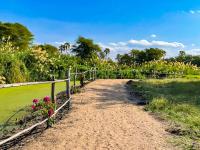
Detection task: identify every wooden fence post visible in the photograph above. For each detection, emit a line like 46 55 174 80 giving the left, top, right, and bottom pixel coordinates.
66 68 71 110
74 67 77 88
83 72 86 83
94 68 96 80
89 68 92 80
106 70 108 79
66 68 71 99
80 73 84 87
93 69 95 80
51 76 56 104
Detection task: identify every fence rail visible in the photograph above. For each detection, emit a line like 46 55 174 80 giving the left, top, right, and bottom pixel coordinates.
0 67 96 147
0 79 70 89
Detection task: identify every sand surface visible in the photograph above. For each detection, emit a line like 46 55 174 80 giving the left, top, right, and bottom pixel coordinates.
24 79 173 150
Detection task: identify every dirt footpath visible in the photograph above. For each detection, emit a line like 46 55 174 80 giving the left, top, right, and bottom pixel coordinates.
24 79 173 150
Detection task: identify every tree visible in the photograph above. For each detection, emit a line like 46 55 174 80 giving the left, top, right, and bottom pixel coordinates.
0 22 33 50
104 48 110 58
130 49 140 58
130 49 141 65
116 53 132 65
99 51 106 59
72 36 101 60
176 50 186 62
145 48 166 61
116 54 122 62
59 42 70 53
116 48 166 65
179 51 186 57
38 44 59 56
137 51 146 64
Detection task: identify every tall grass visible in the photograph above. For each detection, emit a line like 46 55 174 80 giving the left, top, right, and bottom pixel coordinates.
131 79 200 149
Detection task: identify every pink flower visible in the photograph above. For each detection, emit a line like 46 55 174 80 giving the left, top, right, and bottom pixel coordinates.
33 99 39 104
43 96 51 103
31 105 36 110
48 108 54 117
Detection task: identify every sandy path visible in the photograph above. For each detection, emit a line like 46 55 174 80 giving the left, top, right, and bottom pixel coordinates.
24 79 173 150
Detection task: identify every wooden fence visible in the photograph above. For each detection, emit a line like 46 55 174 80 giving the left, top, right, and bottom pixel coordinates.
0 68 96 147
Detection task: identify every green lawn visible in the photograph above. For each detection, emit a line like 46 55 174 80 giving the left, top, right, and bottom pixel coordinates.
131 78 200 149
0 81 79 124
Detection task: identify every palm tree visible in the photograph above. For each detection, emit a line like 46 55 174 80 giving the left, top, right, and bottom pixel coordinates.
104 48 110 59
59 42 70 54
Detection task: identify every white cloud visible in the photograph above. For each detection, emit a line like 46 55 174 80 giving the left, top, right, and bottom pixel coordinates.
151 34 157 38
98 42 116 51
128 39 184 48
118 42 127 46
128 39 152 46
152 41 185 48
109 42 118 46
98 39 186 59
98 42 131 59
109 42 127 47
190 10 195 14
54 41 66 45
186 49 200 55
189 10 200 14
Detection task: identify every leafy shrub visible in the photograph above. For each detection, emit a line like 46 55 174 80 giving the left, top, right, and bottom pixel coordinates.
140 60 200 77
0 38 29 83
4 59 28 83
132 69 146 79
0 76 6 84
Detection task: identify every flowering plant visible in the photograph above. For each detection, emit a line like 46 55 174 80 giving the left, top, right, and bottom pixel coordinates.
31 96 56 127
0 76 6 84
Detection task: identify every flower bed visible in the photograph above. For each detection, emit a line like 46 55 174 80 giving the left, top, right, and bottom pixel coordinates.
0 91 70 149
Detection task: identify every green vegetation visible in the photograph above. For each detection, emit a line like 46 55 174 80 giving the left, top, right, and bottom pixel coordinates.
0 81 79 124
0 22 114 84
117 48 166 65
131 78 200 149
1 22 200 84
2 21 200 148
0 22 33 50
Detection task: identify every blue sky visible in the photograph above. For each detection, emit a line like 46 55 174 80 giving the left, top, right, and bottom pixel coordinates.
1 0 200 58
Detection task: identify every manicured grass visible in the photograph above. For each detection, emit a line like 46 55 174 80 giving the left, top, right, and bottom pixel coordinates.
131 78 200 149
0 81 79 124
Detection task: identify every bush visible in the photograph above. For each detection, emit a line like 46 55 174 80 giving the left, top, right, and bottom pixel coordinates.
140 60 200 77
4 58 28 83
0 76 6 84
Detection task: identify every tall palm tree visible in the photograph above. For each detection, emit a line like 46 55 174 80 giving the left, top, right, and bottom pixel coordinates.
59 42 70 54
104 48 110 59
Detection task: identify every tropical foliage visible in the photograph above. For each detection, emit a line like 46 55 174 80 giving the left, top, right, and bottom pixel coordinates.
1 22 200 84
139 60 200 76
0 22 33 50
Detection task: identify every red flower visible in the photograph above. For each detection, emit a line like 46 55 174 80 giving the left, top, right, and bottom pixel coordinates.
33 99 39 104
31 105 36 110
43 96 51 103
48 108 54 117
